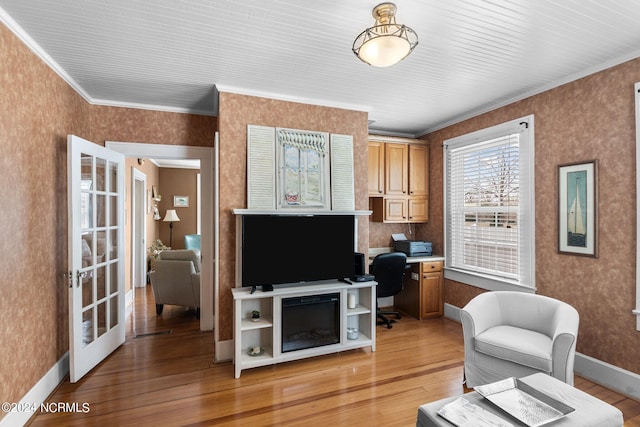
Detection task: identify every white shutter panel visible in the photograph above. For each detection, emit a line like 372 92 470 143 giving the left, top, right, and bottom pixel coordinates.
247 125 276 210
330 134 355 211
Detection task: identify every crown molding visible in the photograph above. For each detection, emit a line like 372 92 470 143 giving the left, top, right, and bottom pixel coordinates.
213 84 372 116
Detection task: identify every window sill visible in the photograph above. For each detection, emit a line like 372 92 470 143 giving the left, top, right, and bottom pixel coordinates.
444 268 536 293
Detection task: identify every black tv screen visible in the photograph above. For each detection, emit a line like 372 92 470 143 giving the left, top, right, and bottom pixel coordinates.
241 214 355 287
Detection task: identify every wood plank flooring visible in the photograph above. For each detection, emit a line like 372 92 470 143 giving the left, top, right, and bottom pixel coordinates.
28 285 640 426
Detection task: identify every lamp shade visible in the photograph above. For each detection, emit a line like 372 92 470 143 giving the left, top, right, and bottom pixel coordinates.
356 28 413 67
163 209 180 222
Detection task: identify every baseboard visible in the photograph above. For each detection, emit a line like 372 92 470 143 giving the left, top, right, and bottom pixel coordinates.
444 303 640 400
0 352 69 427
575 353 640 400
444 302 461 322
216 339 234 362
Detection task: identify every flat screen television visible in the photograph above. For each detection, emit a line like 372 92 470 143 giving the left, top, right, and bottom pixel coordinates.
240 214 355 289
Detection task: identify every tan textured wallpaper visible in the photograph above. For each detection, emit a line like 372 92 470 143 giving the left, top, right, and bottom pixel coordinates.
422 58 640 374
1 22 86 413
1 22 215 418
217 92 369 341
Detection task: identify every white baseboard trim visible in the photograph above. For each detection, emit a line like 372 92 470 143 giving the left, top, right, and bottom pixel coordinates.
216 339 234 362
0 352 69 427
575 353 640 401
444 303 640 400
444 302 461 322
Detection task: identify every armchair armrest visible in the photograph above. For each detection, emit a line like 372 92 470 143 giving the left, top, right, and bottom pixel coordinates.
460 292 503 337
549 304 580 384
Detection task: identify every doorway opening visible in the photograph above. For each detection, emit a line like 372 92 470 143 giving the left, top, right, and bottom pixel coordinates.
106 141 216 340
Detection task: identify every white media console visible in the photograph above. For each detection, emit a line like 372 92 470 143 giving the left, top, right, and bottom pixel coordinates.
232 280 377 378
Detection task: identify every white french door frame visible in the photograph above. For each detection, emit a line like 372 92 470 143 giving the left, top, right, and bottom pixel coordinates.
106 141 216 333
131 168 147 290
68 135 126 382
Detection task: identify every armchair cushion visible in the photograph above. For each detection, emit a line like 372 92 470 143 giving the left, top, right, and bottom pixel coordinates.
475 325 552 372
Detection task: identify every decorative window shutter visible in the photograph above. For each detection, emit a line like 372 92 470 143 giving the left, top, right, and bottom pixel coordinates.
330 134 355 211
247 125 276 210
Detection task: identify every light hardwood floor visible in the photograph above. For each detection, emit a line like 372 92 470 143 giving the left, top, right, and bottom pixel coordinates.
28 285 640 426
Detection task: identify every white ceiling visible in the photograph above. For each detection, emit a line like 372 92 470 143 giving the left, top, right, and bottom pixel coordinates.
2 0 640 137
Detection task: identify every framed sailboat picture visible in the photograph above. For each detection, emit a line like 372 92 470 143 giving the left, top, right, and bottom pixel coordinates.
558 160 598 257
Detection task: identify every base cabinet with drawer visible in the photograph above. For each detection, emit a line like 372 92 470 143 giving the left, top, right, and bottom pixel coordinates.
395 260 443 319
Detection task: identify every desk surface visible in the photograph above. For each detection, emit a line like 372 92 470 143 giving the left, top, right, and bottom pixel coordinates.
369 247 444 264
406 255 445 263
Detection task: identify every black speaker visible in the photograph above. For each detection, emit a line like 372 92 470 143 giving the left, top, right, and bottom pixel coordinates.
354 252 366 276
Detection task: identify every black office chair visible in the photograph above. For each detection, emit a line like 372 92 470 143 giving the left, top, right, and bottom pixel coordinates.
370 252 407 328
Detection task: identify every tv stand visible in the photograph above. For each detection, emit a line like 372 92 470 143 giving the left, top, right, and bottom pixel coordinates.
232 280 377 378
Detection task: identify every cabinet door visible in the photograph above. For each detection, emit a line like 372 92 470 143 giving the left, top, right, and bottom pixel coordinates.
368 141 385 196
408 197 428 222
385 143 408 195
421 271 443 318
394 264 420 318
385 198 407 222
409 144 429 196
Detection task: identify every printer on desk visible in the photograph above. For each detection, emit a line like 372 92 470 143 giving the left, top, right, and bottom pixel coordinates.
392 232 432 257
394 240 432 257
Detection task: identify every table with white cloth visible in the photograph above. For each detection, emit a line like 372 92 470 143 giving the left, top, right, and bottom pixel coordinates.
416 373 623 427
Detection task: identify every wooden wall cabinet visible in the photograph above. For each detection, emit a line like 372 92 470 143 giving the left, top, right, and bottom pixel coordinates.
394 261 443 319
368 141 385 196
368 138 429 223
384 143 408 195
408 144 429 197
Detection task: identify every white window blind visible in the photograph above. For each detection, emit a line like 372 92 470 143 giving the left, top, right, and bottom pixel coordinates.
444 116 535 290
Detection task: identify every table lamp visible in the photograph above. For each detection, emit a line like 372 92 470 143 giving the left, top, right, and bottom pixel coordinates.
163 209 180 247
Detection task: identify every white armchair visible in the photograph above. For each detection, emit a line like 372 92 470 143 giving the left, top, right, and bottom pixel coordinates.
149 250 201 316
460 291 579 387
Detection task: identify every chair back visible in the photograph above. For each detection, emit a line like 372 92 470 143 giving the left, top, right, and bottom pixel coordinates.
158 249 201 272
184 234 201 250
150 250 201 307
371 252 407 298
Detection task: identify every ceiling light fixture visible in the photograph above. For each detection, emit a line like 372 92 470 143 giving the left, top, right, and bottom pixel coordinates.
352 2 418 68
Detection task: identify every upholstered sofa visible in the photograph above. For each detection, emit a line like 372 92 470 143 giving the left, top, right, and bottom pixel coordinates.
460 291 580 387
149 249 200 315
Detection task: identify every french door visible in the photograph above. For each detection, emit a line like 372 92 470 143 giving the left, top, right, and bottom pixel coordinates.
67 135 125 382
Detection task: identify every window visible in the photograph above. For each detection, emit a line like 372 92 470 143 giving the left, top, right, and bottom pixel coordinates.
444 116 535 290
277 128 330 209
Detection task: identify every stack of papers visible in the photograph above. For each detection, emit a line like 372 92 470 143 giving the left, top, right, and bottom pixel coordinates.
437 397 514 427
